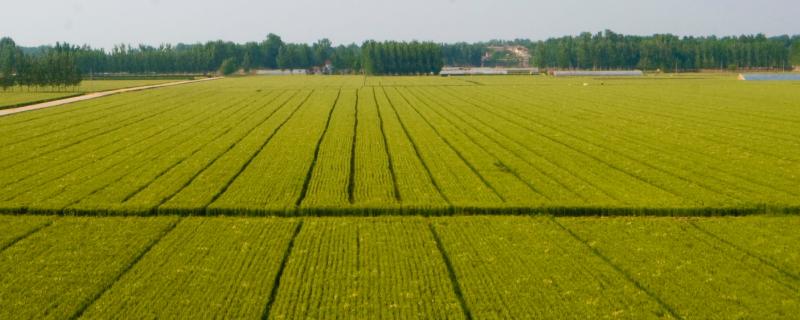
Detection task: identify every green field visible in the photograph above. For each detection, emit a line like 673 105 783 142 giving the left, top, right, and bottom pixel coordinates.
0 75 798 215
1 74 799 317
1 215 798 319
0 79 178 109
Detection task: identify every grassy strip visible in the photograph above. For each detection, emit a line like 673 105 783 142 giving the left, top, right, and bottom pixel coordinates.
3 204 798 217
0 93 84 111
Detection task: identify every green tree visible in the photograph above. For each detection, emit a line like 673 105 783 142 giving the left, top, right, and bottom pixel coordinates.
313 38 333 66
261 33 283 69
218 58 238 75
791 38 800 67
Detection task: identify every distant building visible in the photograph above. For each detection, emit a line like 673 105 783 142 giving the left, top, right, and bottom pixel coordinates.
738 73 800 81
440 67 539 76
482 46 531 68
255 69 308 75
551 70 644 77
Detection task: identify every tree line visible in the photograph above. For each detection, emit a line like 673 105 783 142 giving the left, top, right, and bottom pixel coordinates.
529 30 799 71
1 38 82 91
3 31 800 81
12 34 365 76
362 41 444 75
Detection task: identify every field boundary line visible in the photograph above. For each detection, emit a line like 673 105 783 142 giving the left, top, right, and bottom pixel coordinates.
68 217 182 320
372 87 402 202
0 218 55 253
261 219 303 320
380 86 451 206
548 216 683 319
296 89 342 207
202 90 314 212
0 77 222 117
428 222 474 320
394 87 506 203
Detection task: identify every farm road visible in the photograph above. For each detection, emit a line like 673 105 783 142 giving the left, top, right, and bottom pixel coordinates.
0 77 222 117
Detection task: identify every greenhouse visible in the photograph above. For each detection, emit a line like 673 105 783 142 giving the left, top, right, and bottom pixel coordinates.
738 73 800 81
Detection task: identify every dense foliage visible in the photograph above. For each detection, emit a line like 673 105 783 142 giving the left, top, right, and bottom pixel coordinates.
362 41 444 75
530 30 799 71
0 38 82 91
6 31 797 77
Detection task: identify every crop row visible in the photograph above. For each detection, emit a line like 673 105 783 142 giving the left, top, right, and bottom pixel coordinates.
1 76 799 215
1 215 798 318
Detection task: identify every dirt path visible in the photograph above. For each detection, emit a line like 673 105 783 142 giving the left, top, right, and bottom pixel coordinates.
0 77 222 117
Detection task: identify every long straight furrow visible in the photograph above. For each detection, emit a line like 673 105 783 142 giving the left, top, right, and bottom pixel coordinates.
415 87 616 205
348 90 360 204
372 88 402 203
493 87 800 198
393 88 507 203
439 87 733 207
408 87 551 202
201 90 315 214
378 87 451 207
295 89 342 208
2 76 799 214
0 97 222 202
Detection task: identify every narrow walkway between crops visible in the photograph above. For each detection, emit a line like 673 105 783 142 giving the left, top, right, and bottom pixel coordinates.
0 77 223 117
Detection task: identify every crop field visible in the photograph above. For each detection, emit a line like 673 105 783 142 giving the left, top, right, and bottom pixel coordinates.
0 214 797 319
0 79 177 109
1 74 798 318
0 75 799 215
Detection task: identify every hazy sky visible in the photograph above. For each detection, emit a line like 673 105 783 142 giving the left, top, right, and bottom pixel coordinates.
3 0 799 48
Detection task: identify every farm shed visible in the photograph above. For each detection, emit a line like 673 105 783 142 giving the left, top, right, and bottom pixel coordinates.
738 73 800 81
440 67 539 76
552 70 644 77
